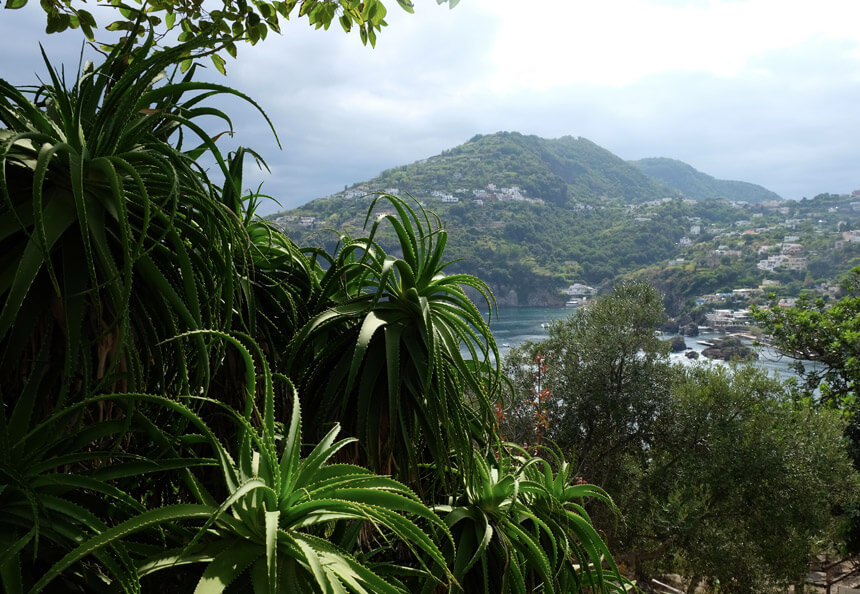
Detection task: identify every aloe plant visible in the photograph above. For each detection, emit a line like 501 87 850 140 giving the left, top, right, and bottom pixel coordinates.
0 34 276 409
0 349 216 593
286 194 502 484
223 148 323 364
29 333 453 593
434 446 632 593
518 445 633 592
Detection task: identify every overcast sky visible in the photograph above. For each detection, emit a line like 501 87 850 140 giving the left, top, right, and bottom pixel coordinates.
3 0 860 213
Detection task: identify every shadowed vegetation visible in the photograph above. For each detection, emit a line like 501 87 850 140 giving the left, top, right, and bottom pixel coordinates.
0 35 630 593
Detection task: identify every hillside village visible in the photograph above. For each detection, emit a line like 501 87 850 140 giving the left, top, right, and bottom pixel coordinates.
555 219 854 330
270 181 547 228
274 189 860 321
626 192 860 321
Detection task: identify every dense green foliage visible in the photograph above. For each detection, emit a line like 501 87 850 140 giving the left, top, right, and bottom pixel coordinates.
0 36 630 593
502 283 672 492
753 268 860 553
282 196 501 484
752 267 860 405
635 365 856 592
7 5 860 591
0 34 266 403
435 446 628 593
281 197 689 301
631 157 781 203
501 285 860 592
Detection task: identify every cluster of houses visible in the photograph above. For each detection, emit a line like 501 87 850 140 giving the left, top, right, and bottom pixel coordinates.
558 282 819 329
271 214 317 227
692 279 845 329
836 230 860 249
471 184 531 203
561 283 597 308
673 207 860 276
756 235 808 271
327 183 542 207
704 308 754 329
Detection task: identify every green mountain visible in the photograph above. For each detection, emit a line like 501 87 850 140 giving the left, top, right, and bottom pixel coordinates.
366 132 675 205
271 135 858 313
631 157 782 203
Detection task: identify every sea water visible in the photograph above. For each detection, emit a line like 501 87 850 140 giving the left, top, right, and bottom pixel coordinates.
479 307 813 383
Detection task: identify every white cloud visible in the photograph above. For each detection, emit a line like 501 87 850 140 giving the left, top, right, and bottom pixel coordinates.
481 0 860 88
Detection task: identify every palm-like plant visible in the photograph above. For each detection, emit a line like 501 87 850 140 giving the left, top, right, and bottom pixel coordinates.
0 395 143 593
31 333 454 593
434 446 632 593
286 195 502 483
0 34 274 408
519 445 633 592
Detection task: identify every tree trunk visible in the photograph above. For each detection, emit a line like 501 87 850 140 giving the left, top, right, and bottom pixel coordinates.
686 575 701 594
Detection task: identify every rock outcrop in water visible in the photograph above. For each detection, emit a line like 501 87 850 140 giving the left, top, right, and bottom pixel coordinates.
669 336 687 352
701 336 757 362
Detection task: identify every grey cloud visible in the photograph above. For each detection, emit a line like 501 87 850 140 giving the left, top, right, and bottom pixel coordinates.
3 5 859 213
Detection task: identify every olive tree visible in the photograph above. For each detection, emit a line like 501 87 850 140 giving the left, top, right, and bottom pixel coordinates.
753 266 860 553
502 281 673 491
628 364 858 592
502 282 860 590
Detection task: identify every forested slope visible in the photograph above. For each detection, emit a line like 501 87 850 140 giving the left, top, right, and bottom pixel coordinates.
631 157 782 202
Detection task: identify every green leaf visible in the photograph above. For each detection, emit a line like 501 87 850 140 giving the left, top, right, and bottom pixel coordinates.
5 0 28 9
396 0 414 13
264 509 279 594
45 10 70 33
339 13 352 32
193 544 261 593
0 192 75 341
211 54 227 75
33 505 214 592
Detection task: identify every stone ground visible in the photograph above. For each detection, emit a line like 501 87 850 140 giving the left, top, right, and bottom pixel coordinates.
806 557 860 593
645 561 860 593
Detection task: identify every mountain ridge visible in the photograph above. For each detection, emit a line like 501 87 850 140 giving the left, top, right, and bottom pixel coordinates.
353 131 677 206
630 157 782 203
285 132 780 208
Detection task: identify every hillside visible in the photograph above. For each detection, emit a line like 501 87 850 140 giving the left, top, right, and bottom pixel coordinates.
631 157 782 203
365 132 674 206
269 133 857 312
